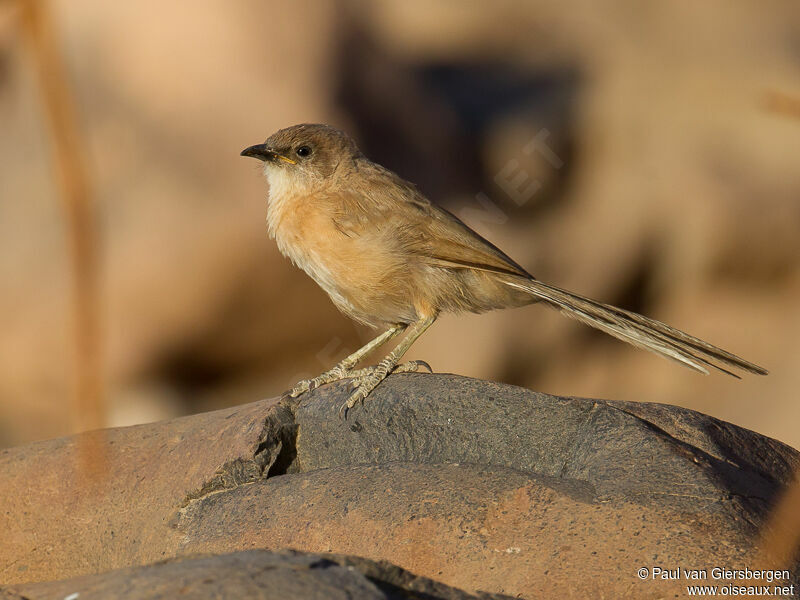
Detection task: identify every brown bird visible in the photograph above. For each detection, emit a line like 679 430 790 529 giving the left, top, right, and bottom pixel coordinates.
242 124 767 416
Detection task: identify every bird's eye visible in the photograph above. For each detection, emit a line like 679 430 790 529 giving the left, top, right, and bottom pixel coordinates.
296 145 312 157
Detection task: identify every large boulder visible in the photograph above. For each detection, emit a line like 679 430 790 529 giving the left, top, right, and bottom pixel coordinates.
1 374 797 597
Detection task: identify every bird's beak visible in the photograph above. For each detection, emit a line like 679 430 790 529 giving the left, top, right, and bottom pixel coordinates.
240 144 296 165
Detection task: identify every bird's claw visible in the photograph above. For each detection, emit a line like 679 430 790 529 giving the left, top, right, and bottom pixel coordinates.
402 360 433 374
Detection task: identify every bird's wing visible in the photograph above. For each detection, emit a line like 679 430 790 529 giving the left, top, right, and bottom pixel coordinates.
333 163 533 279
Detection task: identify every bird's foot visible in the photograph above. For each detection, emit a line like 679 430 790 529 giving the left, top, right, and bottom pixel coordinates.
338 360 433 419
282 364 352 399
345 360 432 380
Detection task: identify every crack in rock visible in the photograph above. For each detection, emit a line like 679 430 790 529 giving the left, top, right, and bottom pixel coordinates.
175 402 298 516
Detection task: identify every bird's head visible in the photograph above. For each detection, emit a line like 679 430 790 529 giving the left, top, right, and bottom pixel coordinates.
241 123 362 192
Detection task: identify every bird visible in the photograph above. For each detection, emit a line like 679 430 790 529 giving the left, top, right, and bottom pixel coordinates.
241 123 767 417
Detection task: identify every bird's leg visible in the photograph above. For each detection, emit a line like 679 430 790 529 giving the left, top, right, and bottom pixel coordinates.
340 315 436 418
284 324 406 399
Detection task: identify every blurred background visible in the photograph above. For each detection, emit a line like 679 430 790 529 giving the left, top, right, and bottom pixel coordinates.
0 0 798 449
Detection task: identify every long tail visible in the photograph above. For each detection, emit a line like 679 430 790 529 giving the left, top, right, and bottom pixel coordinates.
502 277 768 377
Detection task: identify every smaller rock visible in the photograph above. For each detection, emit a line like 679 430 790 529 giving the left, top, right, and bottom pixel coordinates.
0 549 512 600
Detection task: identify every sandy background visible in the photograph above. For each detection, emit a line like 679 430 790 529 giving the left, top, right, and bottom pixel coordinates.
0 0 798 448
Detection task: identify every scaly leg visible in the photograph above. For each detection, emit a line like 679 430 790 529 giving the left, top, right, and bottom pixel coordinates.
340 315 436 418
284 324 406 399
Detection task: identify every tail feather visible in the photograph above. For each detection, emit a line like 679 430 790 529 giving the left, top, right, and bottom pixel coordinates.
502 277 768 377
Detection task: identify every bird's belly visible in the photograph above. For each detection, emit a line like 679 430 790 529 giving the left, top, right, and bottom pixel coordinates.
274 224 419 327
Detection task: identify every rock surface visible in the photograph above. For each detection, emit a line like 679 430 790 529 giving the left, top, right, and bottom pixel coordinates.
0 549 511 600
1 374 798 598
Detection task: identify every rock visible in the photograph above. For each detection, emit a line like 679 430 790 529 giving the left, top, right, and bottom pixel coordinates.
1 374 797 598
0 549 512 599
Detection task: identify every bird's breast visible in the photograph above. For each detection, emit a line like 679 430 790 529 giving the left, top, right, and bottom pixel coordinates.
267 186 350 305
266 184 420 326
